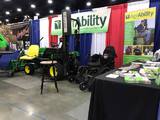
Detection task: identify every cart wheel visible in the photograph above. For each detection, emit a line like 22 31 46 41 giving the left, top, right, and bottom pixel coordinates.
24 64 34 75
79 81 88 91
49 66 58 77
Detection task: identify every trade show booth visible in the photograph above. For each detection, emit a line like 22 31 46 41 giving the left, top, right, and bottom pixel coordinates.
0 0 160 120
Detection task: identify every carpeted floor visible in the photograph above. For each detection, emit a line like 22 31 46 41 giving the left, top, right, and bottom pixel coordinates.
0 72 90 120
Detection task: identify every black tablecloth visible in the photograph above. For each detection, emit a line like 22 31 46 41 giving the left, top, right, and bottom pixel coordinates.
88 70 160 120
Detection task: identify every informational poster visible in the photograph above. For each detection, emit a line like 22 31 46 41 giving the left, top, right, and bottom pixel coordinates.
124 7 156 64
51 7 111 35
8 22 30 50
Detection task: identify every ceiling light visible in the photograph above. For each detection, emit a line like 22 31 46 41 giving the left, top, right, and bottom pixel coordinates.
65 6 70 10
17 8 22 12
5 11 10 15
36 13 40 16
5 19 9 22
30 4 36 9
24 15 30 18
86 2 91 7
49 10 54 14
4 0 11 2
48 0 53 4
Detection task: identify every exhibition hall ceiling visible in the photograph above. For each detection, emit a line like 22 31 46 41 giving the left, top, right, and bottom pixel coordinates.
0 0 143 23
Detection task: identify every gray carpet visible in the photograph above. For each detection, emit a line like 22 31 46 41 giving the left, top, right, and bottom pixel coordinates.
0 103 42 120
66 97 90 120
3 75 41 90
0 73 91 120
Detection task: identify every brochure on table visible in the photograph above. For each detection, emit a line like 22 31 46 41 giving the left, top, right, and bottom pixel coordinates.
106 61 160 85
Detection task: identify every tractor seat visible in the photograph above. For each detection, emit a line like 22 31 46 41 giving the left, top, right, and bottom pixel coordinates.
20 45 39 60
20 56 37 60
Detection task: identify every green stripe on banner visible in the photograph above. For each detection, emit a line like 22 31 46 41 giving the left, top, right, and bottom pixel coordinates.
123 55 152 64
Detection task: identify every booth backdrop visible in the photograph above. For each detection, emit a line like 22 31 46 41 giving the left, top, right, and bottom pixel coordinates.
150 0 160 52
30 0 160 67
30 20 40 45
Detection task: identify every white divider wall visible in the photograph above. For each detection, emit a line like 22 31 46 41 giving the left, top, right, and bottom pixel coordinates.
40 17 49 48
91 33 106 56
127 0 149 12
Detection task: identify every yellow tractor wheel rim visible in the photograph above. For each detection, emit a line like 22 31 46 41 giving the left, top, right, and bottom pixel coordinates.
25 65 30 74
49 66 58 77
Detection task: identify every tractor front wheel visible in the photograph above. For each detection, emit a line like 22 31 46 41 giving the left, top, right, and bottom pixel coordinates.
24 64 34 75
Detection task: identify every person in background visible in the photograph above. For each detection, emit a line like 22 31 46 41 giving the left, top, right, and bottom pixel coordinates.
133 46 142 55
125 46 132 55
135 20 151 45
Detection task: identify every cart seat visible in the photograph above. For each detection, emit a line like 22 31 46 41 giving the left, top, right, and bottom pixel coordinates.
20 45 39 60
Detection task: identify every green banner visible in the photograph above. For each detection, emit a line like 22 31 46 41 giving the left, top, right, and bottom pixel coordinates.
0 34 8 49
124 8 156 64
51 7 111 35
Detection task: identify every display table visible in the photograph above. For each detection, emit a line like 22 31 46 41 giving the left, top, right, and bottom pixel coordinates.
0 51 14 56
0 51 15 76
88 70 160 120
